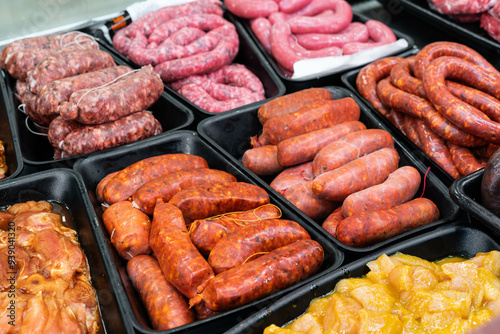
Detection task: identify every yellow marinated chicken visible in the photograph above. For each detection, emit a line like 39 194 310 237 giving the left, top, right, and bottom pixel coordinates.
264 252 500 334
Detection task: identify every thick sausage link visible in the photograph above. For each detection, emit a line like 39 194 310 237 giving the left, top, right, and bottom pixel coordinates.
270 161 314 195
127 255 195 330
342 20 397 55
168 181 270 222
225 0 279 19
132 168 236 215
283 181 338 221
446 141 485 176
312 147 400 201
312 128 394 177
189 204 282 257
96 171 119 204
102 201 151 260
336 198 440 247
207 218 311 274
242 145 285 176
286 0 352 34
102 153 208 204
190 239 324 312
389 56 427 98
149 201 214 299
321 207 343 238
341 166 421 217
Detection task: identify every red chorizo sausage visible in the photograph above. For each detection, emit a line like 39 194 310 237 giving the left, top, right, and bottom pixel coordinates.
58 65 163 124
312 128 395 177
189 204 283 257
279 0 313 13
446 141 485 176
95 171 119 204
270 161 314 195
257 87 333 126
355 57 403 118
341 166 421 217
276 121 366 167
127 255 195 330
207 218 311 274
102 201 151 260
312 147 400 201
415 118 461 179
132 168 237 215
190 239 324 311
255 97 360 146
387 108 407 133
402 114 423 149
428 0 496 15
242 145 285 176
168 181 270 222
389 56 427 98
282 181 338 221
149 201 214 299
102 153 208 204
336 198 440 247
321 206 343 238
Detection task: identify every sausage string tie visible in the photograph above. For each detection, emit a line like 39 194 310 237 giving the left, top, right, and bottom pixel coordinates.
419 167 431 198
24 115 49 137
242 252 269 265
58 31 99 50
75 69 141 108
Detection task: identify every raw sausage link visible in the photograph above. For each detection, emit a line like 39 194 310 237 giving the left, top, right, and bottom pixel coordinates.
342 20 397 55
96 171 119 204
26 49 116 94
355 57 403 118
35 65 132 118
224 0 279 19
312 128 394 177
132 168 237 215
422 56 500 144
389 56 427 98
402 114 423 149
446 141 485 176
59 111 162 158
296 22 368 50
102 201 151 260
270 161 314 195
47 116 83 148
168 181 270 222
341 166 421 217
415 118 461 179
321 207 343 238
102 153 208 204
413 41 499 79
59 65 163 124
242 145 285 176
149 201 214 299
387 108 407 133
255 97 360 146
207 218 311 274
257 87 333 125
286 0 352 34
250 17 273 54
428 0 496 15
190 239 324 312
189 204 282 257
312 147 400 201
276 121 366 167
282 181 338 221
127 255 195 330
336 198 440 247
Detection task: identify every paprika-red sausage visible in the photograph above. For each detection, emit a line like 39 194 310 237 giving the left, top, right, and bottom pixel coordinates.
282 181 338 221
207 218 311 274
242 145 285 176
127 255 195 330
312 147 400 201
446 141 485 176
336 198 440 247
321 207 343 238
270 161 314 195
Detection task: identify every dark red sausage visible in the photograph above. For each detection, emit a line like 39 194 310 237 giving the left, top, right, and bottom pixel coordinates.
336 198 440 247
127 255 195 330
189 204 283 257
190 239 324 312
168 181 270 222
312 128 395 177
102 153 208 204
149 201 214 299
312 147 400 201
132 168 237 215
321 207 343 238
446 81 500 123
446 141 485 176
242 145 285 176
207 218 311 274
341 166 421 218
95 171 120 204
402 114 423 149
102 201 151 260
389 56 427 98
276 121 366 167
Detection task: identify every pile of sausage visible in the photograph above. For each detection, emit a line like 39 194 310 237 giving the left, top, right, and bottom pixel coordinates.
427 0 500 43
356 41 500 180
0 32 165 159
111 0 266 113
226 0 397 75
95 153 324 330
0 200 100 333
242 88 440 247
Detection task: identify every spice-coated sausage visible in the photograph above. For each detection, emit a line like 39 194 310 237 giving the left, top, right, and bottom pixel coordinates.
242 145 285 176
282 181 338 221
270 161 314 195
321 207 343 238
446 141 485 176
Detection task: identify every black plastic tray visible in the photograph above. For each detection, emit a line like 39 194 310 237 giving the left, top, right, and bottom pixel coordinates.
197 86 460 260
1 57 195 168
340 49 459 187
72 130 344 334
0 72 23 180
224 217 500 334
450 169 500 236
237 10 415 93
0 168 132 333
379 0 500 56
88 8 286 124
